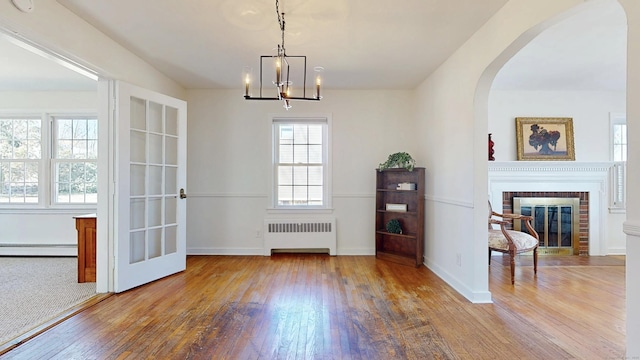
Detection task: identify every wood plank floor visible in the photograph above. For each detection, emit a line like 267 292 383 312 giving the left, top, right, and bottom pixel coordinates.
0 254 625 359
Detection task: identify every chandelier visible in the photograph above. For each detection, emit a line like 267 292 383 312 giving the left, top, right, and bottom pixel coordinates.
243 0 322 109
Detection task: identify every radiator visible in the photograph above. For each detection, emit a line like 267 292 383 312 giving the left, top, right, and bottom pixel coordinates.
0 243 77 256
263 217 337 256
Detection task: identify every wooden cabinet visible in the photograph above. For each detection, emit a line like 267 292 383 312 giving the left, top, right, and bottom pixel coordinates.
375 168 425 267
74 213 97 283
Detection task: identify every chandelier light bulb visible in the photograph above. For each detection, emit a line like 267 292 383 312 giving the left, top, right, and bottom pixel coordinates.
316 76 321 99
242 66 252 97
275 59 282 85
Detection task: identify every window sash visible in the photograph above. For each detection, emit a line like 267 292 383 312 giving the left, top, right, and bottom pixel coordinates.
52 159 98 204
0 118 43 204
0 160 40 204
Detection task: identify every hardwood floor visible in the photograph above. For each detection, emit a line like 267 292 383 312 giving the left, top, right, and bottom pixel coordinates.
0 254 625 359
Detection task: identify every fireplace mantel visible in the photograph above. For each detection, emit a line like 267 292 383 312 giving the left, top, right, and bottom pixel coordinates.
488 161 613 256
488 161 612 173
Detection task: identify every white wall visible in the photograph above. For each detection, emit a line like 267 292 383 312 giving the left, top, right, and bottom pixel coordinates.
0 91 98 255
185 89 417 255
619 0 640 356
488 89 627 254
489 90 625 161
0 91 97 109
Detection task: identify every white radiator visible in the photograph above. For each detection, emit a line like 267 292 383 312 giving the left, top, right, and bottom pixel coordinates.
263 217 337 256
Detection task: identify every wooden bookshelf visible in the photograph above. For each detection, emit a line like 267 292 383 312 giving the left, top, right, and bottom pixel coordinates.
375 168 425 267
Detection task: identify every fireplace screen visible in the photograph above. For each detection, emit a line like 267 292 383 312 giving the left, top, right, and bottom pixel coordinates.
513 197 580 255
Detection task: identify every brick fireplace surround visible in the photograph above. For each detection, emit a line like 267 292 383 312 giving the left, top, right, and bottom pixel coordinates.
501 191 589 255
488 162 611 256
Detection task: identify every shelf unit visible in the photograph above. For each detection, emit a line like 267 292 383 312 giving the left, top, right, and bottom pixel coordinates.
375 167 425 267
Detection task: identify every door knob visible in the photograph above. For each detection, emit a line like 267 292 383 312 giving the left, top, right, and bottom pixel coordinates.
179 188 187 199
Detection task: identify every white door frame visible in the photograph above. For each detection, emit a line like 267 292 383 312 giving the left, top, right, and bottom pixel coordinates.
0 30 184 294
96 79 115 292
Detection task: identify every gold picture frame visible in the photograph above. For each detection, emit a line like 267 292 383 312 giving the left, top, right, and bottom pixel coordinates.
516 117 575 161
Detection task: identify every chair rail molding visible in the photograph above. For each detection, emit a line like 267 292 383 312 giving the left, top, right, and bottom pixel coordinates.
623 221 640 238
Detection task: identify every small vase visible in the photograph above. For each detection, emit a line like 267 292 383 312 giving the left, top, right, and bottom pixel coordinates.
488 133 495 161
538 142 554 155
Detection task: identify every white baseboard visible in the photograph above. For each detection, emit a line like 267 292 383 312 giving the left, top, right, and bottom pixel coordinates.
0 244 77 256
338 248 375 256
607 247 626 255
187 247 263 256
187 247 375 256
424 257 492 304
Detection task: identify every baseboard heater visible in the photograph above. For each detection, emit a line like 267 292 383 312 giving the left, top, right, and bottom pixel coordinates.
0 243 77 256
263 217 337 256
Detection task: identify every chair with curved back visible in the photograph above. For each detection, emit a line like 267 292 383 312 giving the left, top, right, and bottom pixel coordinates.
488 201 539 284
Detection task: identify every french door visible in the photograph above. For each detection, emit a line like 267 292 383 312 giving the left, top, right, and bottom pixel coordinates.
113 81 187 292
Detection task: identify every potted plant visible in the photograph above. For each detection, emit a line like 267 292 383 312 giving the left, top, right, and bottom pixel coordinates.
386 219 402 234
378 152 416 171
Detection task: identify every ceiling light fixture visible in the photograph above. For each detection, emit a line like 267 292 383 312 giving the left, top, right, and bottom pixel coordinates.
243 0 322 110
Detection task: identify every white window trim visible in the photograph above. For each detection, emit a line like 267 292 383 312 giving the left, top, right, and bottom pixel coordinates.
610 112 627 161
0 111 98 211
610 161 626 213
268 113 333 212
609 112 626 213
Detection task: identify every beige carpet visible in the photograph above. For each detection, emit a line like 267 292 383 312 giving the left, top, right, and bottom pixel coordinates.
0 257 96 347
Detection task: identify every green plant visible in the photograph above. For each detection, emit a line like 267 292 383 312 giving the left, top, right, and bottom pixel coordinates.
386 219 402 234
378 152 416 171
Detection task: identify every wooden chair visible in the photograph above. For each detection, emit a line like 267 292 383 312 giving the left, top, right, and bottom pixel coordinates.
488 201 539 284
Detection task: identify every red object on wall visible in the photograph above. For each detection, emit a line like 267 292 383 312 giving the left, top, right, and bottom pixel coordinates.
488 133 495 161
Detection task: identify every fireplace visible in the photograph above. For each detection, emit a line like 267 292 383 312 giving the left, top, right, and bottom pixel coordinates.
513 196 582 255
488 162 611 256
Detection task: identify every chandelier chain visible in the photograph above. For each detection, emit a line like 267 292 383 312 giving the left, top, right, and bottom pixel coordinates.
276 0 285 54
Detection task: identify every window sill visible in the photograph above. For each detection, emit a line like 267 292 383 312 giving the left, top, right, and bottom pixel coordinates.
266 207 334 215
0 206 97 215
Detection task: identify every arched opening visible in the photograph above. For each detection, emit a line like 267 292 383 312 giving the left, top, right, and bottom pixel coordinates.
474 0 629 355
476 0 627 284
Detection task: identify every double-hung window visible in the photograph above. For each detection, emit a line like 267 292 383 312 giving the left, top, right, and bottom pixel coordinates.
52 116 98 204
0 114 97 207
0 117 41 204
272 116 330 209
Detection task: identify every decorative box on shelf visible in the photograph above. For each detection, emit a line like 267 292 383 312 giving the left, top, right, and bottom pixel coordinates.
385 203 408 212
396 182 416 190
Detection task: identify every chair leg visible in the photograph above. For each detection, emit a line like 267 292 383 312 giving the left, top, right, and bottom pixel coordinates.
533 247 538 275
488 249 491 265
509 250 516 285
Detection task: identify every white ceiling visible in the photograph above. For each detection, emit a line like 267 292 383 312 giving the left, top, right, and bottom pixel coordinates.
0 0 627 92
493 0 626 91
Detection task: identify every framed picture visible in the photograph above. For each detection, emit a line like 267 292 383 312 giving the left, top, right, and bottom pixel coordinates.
515 117 575 160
